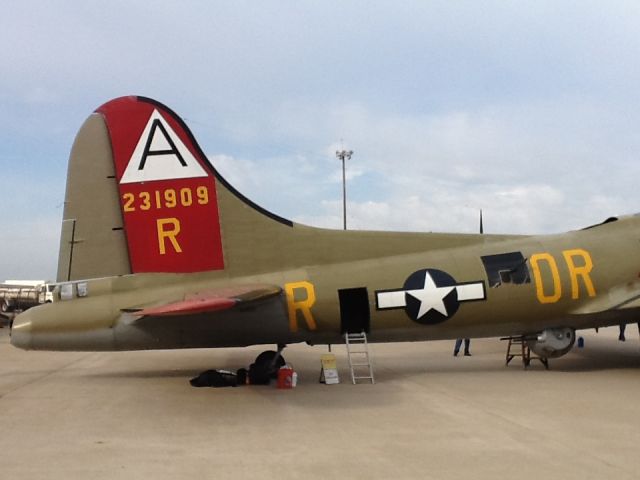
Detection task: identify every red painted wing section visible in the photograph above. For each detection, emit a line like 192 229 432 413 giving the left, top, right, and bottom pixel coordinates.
138 297 236 317
96 96 224 273
133 284 282 317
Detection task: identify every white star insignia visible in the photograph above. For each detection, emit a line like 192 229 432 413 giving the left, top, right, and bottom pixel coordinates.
375 269 486 322
406 271 454 319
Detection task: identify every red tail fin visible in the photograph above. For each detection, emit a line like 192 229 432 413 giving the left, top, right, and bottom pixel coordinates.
97 96 224 273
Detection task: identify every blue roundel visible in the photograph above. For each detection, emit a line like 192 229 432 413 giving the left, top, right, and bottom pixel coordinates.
402 269 460 325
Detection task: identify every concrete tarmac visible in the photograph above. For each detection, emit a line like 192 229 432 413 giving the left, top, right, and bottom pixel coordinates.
1 326 640 480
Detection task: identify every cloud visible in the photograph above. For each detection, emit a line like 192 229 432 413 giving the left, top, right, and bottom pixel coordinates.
4 1 640 278
195 86 640 237
210 97 638 235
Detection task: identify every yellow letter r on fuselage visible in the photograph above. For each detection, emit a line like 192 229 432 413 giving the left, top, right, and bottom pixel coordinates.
562 248 596 299
285 281 317 332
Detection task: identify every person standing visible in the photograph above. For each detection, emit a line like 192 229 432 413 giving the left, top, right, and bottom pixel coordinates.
454 338 471 356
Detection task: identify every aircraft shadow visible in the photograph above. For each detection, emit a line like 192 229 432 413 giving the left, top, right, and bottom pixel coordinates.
82 339 640 386
552 341 640 372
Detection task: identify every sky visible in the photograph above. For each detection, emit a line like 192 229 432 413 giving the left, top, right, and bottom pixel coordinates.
2 1 640 280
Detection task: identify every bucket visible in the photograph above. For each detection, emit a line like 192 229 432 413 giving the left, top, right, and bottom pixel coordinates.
277 366 294 389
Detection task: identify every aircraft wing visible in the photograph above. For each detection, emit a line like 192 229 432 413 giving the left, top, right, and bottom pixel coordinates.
123 284 282 317
571 282 640 315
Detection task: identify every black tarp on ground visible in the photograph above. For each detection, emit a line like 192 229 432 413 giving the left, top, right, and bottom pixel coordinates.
189 370 238 388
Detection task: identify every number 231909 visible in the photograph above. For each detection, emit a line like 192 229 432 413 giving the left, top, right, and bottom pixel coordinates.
122 186 209 212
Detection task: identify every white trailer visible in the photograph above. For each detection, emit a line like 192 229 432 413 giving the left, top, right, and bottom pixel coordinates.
0 280 54 314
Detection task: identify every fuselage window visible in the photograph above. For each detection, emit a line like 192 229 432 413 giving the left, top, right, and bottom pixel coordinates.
58 282 89 300
60 283 74 300
77 282 88 297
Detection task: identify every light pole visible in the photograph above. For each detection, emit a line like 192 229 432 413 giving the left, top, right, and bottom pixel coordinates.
335 149 353 230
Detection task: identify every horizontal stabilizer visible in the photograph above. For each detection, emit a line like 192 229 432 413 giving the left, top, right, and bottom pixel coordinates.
123 285 282 317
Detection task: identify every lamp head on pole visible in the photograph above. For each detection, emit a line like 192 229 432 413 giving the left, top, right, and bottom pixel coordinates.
336 149 353 161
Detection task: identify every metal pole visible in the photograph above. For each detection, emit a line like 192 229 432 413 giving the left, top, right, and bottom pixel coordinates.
341 156 347 230
335 149 353 230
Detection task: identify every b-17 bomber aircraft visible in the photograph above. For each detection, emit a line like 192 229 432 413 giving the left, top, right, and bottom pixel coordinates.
10 96 640 373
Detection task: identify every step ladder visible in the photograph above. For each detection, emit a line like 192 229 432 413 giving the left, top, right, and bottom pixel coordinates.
503 336 549 370
345 331 375 384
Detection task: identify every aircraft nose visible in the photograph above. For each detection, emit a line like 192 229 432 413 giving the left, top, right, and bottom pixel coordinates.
11 310 32 350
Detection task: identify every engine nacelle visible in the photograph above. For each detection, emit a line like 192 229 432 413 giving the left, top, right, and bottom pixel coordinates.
527 327 575 358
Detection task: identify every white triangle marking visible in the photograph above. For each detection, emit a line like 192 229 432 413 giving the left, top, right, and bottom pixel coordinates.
120 109 208 184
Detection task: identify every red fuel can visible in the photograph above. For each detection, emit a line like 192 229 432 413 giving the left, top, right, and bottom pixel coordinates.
277 366 294 389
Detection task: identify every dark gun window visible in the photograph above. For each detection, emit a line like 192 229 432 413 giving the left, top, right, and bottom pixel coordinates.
481 252 531 287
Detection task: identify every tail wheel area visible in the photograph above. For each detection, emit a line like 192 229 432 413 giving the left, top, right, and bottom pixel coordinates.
247 346 287 385
254 350 286 378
